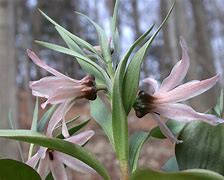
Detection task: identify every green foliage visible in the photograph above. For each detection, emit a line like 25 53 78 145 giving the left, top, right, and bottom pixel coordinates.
129 120 185 173
175 90 224 175
131 168 224 180
0 159 41 180
0 130 110 180
31 98 39 132
175 121 224 175
90 97 114 147
162 156 179 172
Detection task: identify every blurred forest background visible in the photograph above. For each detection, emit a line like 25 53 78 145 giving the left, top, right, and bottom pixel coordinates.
0 0 224 179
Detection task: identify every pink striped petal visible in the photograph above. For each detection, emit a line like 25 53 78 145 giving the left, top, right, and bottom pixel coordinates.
27 49 78 83
142 78 159 95
159 37 190 93
151 114 182 144
46 103 69 137
37 147 48 159
155 103 224 125
55 152 95 174
30 76 76 91
66 130 94 145
26 153 40 168
154 75 220 104
38 158 50 180
49 156 67 180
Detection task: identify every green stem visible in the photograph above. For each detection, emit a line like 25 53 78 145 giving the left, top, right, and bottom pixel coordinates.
121 162 129 180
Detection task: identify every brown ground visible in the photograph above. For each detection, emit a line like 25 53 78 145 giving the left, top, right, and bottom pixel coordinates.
18 90 174 179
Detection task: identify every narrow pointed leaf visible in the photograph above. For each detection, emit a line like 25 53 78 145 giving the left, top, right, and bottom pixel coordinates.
55 27 106 85
90 97 114 147
76 12 112 64
31 98 39 131
0 130 110 180
39 10 99 55
129 120 185 173
129 131 148 172
123 1 175 113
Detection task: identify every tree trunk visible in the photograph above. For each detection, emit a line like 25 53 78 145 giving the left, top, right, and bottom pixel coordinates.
189 0 218 110
0 0 18 159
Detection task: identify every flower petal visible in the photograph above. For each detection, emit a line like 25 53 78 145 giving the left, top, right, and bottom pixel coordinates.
154 103 224 125
49 154 68 180
40 85 85 109
151 114 182 144
46 103 69 137
159 37 190 93
37 147 48 159
27 49 77 83
62 119 70 138
142 78 159 95
154 75 220 104
38 158 50 180
26 153 40 168
65 130 94 145
55 151 95 174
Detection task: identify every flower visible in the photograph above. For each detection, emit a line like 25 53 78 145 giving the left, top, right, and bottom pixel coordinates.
133 37 224 143
26 130 95 180
27 49 97 137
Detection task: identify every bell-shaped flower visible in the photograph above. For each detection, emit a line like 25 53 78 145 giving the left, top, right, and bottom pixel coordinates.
134 37 224 143
27 49 97 137
26 130 95 180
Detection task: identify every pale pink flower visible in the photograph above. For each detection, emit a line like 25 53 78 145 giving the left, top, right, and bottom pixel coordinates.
134 37 224 143
27 49 97 137
26 130 95 180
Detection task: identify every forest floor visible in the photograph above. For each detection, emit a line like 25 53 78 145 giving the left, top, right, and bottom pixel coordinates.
18 90 174 180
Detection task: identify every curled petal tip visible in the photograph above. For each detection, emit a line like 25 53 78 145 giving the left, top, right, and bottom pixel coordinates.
179 36 188 51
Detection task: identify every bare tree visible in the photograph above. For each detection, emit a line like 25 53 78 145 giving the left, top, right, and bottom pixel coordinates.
0 0 18 158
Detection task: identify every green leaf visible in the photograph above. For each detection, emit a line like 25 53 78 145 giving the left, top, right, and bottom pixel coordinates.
39 10 99 55
129 131 148 173
175 121 224 175
55 26 85 55
31 98 39 131
131 168 224 180
55 26 107 85
123 1 175 113
111 0 119 36
0 130 110 180
37 105 57 132
90 97 114 147
129 120 185 173
0 159 41 180
162 156 179 172
36 40 112 91
111 23 155 167
76 12 112 64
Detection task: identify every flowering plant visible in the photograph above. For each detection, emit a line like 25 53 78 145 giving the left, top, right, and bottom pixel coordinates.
0 1 224 180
